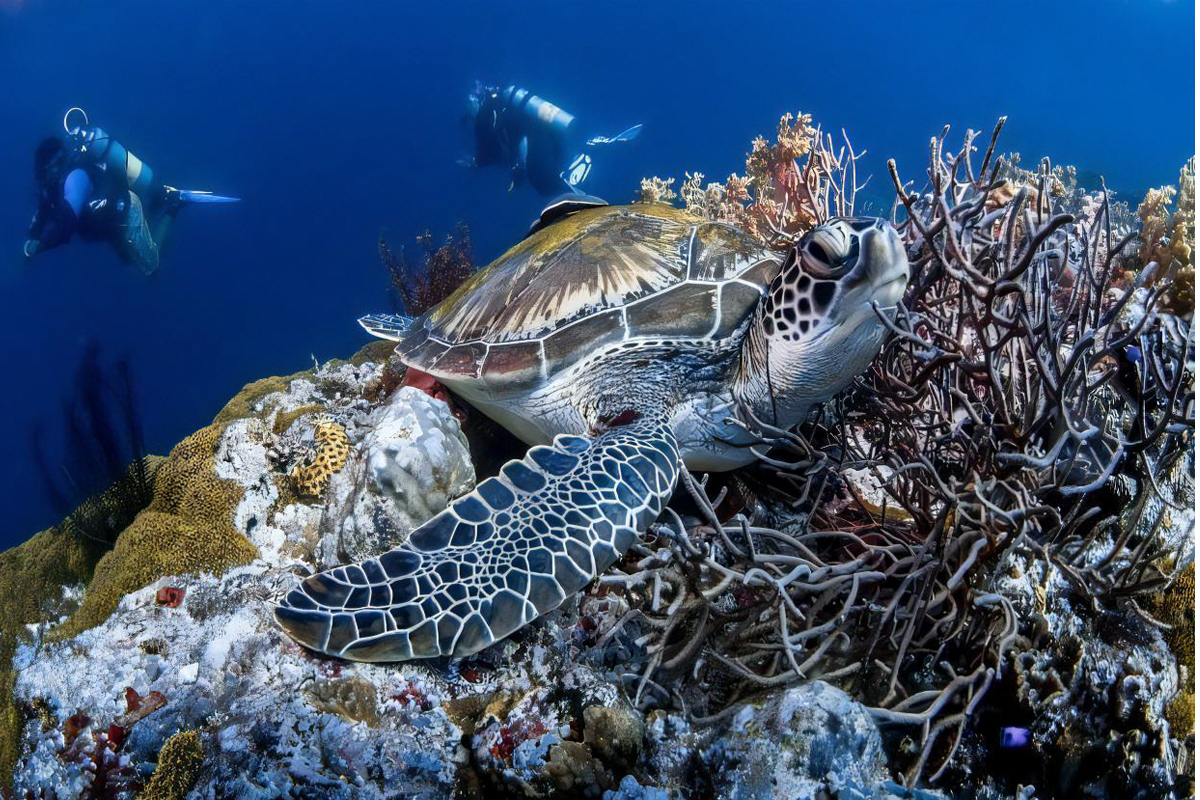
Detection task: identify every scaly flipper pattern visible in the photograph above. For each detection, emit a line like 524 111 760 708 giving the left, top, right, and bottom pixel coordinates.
274 416 680 660
358 314 412 342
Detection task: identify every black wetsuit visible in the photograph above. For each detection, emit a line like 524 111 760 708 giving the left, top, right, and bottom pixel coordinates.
25 128 174 274
472 86 580 196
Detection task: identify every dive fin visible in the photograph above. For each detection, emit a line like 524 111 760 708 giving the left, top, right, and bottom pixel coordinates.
586 124 643 146
176 189 241 204
359 314 413 341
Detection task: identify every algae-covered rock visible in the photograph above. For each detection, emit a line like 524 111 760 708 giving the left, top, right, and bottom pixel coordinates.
141 729 204 800
0 527 105 788
310 386 475 567
471 665 645 799
698 682 888 800
213 370 312 426
55 424 258 638
365 386 475 520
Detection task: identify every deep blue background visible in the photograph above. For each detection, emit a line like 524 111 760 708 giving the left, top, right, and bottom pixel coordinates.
0 0 1194 547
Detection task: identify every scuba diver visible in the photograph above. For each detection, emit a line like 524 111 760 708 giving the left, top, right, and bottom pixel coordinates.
23 108 239 275
464 83 642 196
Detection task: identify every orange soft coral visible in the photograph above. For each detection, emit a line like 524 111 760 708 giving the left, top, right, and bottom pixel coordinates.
639 111 864 249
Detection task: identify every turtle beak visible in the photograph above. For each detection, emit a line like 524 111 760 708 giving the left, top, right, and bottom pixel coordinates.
865 225 909 307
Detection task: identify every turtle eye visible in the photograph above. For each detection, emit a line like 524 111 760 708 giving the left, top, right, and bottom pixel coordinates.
807 240 833 265
799 233 852 279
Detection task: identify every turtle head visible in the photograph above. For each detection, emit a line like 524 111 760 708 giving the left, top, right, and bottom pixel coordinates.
739 217 909 426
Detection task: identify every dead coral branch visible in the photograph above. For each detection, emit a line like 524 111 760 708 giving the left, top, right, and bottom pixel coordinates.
603 117 1193 790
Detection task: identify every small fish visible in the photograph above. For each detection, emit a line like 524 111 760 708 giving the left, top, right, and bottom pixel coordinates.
1000 726 1030 748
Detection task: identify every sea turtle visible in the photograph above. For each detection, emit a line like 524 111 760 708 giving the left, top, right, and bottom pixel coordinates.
274 200 908 662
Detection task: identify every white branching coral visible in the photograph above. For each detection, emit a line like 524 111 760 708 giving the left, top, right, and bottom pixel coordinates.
638 176 677 204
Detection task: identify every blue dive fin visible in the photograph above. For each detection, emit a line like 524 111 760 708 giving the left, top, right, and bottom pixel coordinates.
586 124 643 146
177 189 241 204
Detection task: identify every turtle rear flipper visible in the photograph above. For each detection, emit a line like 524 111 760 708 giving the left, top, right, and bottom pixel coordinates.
273 416 680 660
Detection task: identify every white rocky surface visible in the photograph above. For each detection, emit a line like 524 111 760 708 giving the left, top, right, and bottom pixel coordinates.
11 362 483 799
696 682 891 800
318 386 475 567
7 357 925 799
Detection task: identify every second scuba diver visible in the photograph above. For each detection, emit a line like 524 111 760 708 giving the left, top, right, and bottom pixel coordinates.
464 83 642 196
24 108 239 275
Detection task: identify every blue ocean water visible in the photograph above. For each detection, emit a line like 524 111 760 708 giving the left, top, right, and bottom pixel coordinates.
0 0 1193 548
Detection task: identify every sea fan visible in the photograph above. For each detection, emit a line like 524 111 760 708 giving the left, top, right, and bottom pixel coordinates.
31 343 154 548
380 223 474 316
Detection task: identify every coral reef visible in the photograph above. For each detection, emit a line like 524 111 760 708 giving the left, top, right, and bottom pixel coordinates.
140 730 203 800
639 110 866 246
1138 157 1195 315
5 118 1193 799
8 358 476 799
52 423 258 639
380 223 475 316
618 117 1192 796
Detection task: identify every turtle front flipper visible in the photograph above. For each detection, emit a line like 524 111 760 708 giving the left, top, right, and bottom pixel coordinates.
274 416 680 661
358 313 412 341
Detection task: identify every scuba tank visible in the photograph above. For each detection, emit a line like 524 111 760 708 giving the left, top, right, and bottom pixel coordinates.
63 107 156 198
501 87 576 142
497 87 576 195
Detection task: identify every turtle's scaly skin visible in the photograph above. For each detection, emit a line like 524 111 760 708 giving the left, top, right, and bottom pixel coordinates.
289 414 350 498
275 415 678 660
276 204 910 661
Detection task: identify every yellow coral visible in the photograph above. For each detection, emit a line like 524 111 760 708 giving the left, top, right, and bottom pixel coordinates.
289 414 351 497
1138 158 1195 316
141 730 204 800
0 528 106 786
1146 564 1195 737
54 424 258 638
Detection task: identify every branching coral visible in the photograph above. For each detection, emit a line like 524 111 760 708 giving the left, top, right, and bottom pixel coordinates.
380 223 475 316
32 345 156 549
55 424 258 638
1138 158 1195 316
639 111 867 247
638 176 677 204
603 118 1193 791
